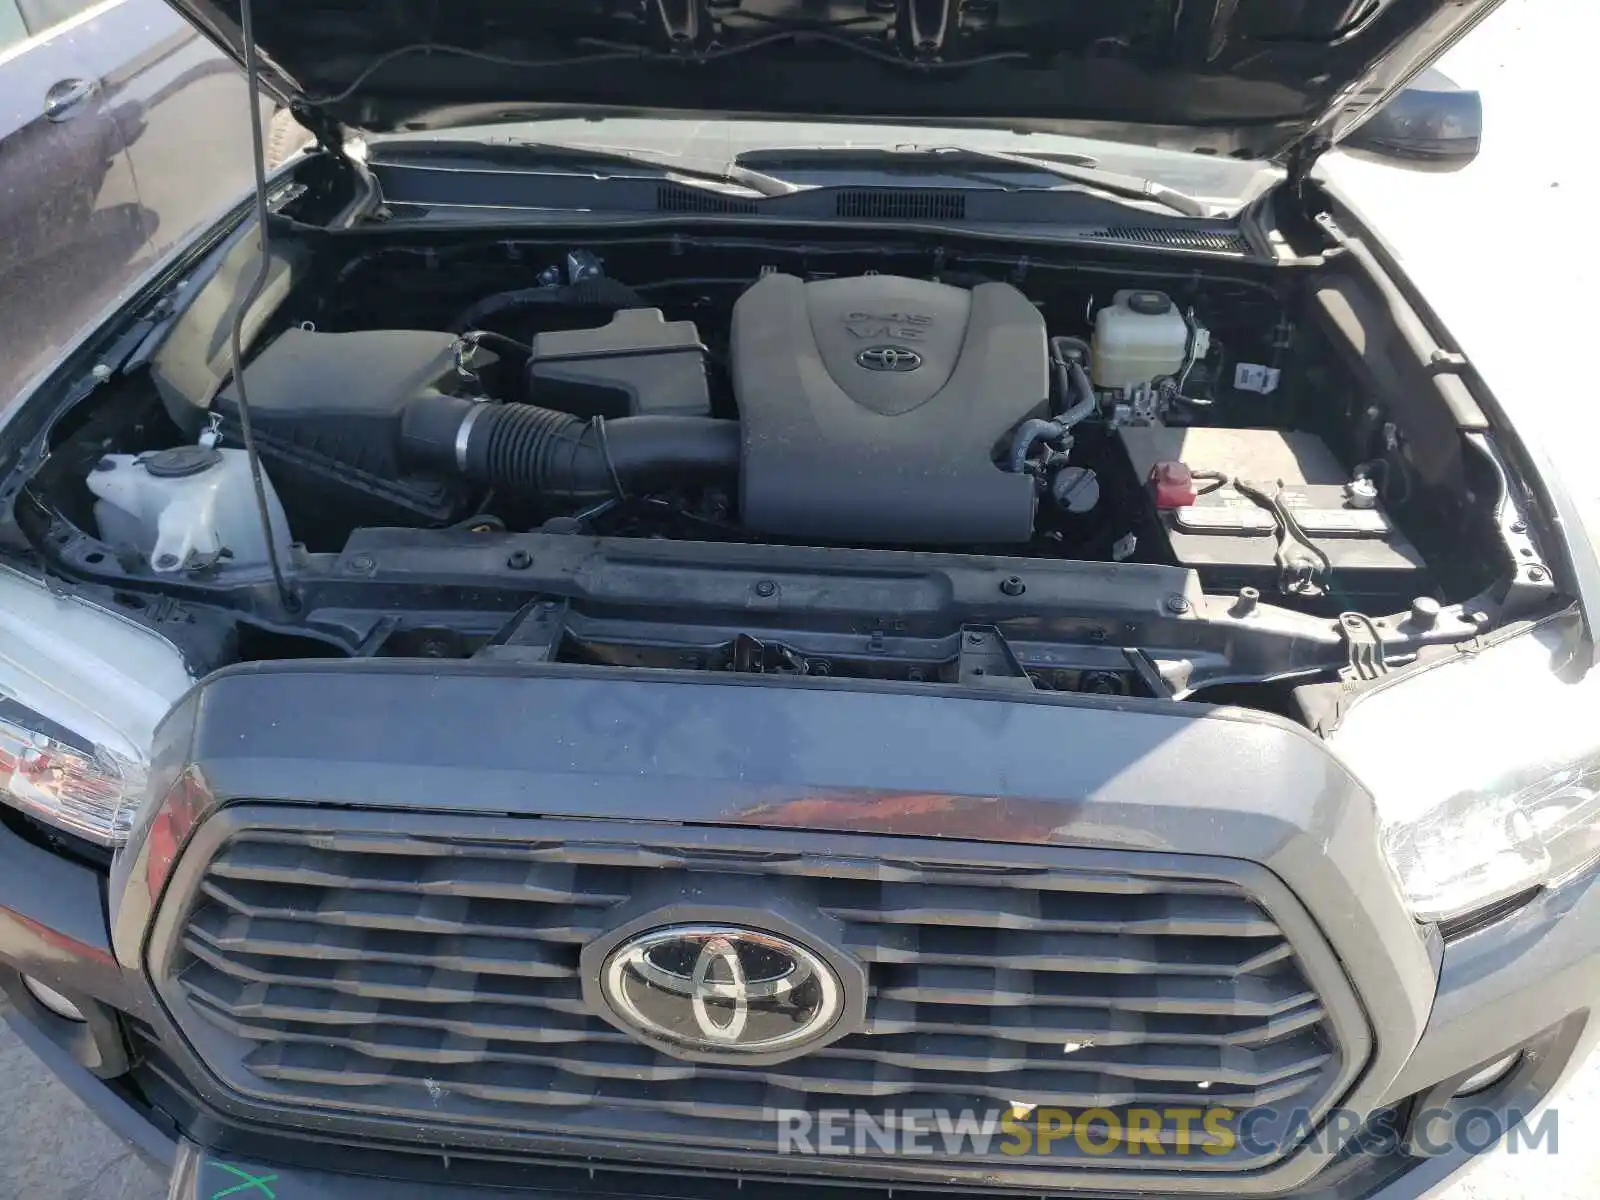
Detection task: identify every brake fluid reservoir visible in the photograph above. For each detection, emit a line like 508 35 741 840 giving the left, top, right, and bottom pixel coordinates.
87 446 291 573
1091 290 1207 392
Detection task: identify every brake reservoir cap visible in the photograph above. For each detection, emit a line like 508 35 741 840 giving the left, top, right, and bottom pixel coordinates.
1126 291 1175 316
1149 460 1197 509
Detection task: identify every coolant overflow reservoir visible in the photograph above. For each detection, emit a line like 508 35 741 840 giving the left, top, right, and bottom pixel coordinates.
1091 290 1209 392
87 446 292 573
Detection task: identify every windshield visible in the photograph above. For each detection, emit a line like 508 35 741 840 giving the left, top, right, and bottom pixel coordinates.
363 117 1284 216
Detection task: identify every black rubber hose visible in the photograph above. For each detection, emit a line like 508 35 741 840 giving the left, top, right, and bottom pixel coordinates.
449 278 646 333
460 330 533 360
401 393 739 501
1059 360 1097 425
1053 335 1092 367
1050 337 1098 426
1010 340 1100 472
1008 418 1068 475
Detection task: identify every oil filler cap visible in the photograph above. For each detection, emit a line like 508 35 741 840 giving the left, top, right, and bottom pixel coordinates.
141 446 222 479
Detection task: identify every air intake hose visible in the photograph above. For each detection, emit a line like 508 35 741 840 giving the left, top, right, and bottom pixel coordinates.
401 393 740 501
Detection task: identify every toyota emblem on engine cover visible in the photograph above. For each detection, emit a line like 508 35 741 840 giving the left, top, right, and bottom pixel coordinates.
596 924 845 1061
856 345 923 372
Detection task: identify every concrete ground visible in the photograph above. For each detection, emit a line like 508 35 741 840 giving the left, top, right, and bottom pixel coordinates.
2 0 1594 1194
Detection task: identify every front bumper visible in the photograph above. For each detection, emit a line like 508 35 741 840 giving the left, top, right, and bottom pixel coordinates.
1 662 1596 1199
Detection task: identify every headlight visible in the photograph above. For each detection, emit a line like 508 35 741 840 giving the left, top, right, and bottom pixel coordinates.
0 700 147 845
1329 612 1600 924
0 565 192 848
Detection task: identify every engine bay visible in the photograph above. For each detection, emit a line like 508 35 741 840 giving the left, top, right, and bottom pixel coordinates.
14 226 1556 718
105 242 1438 595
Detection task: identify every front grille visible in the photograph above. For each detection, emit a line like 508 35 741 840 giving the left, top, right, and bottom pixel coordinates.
153 812 1365 1180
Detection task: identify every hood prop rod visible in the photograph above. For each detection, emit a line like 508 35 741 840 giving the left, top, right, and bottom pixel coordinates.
224 0 296 612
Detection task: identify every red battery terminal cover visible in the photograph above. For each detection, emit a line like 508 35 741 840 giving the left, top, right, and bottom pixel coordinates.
1149 460 1198 509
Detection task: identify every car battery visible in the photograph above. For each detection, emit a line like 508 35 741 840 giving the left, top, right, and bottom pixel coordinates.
1114 425 1427 606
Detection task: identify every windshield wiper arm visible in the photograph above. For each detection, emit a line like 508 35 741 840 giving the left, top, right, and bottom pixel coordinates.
377 138 1208 216
753 145 1209 218
923 145 1210 217
486 140 803 198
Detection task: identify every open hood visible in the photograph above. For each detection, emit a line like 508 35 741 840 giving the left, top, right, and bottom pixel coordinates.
173 0 1502 164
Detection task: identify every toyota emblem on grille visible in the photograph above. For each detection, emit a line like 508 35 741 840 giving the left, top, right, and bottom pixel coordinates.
856 345 923 372
597 925 844 1060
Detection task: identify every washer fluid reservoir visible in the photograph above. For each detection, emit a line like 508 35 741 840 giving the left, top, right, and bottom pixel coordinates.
87 446 292 573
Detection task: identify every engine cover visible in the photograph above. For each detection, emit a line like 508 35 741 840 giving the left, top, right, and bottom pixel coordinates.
730 273 1048 544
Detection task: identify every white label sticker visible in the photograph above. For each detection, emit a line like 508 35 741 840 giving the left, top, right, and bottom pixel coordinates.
1234 362 1282 394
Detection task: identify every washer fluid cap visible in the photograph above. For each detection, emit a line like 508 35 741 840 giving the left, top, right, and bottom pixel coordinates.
142 445 223 479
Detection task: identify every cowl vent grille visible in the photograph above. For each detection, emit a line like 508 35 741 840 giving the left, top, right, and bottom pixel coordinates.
656 184 759 214
1087 225 1251 254
836 190 966 220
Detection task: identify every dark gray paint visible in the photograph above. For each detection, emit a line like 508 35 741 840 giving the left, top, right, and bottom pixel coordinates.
96 660 1438 1195
151 0 1509 165
1 761 1596 1199
0 0 266 404
140 806 1369 1185
1385 872 1600 1102
0 2 143 398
